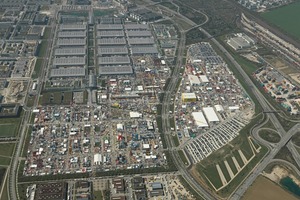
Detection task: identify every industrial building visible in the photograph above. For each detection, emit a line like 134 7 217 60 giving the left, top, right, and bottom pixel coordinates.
55 47 86 56
98 56 130 65
53 56 86 67
129 9 162 22
60 24 87 31
99 66 133 75
192 112 209 128
50 67 86 78
97 38 126 46
127 38 154 45
96 24 123 30
182 93 197 102
112 178 125 193
57 38 86 47
126 30 152 37
199 75 209 83
33 182 67 200
131 46 158 56
188 75 201 86
227 33 255 51
97 30 125 38
57 31 86 38
124 24 149 30
94 22 160 76
98 46 129 55
202 107 220 122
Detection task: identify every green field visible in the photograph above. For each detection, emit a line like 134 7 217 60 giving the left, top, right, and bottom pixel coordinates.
178 150 189 165
0 143 15 157
258 129 281 143
0 157 10 166
93 190 103 200
0 124 17 137
40 91 73 105
261 2 300 40
32 58 43 79
1 175 8 200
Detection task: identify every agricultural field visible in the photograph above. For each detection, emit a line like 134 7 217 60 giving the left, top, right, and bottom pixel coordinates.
242 176 298 200
261 1 300 40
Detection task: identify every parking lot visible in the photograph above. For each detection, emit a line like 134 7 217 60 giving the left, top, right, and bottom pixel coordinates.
173 42 254 162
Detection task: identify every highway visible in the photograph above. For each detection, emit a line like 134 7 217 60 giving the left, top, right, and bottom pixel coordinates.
286 141 300 169
7 1 299 199
197 24 300 200
7 7 59 200
155 3 300 199
154 5 217 199
231 124 300 200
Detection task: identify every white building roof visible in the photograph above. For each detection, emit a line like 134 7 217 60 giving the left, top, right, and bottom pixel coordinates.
229 106 239 110
94 153 102 163
199 75 209 83
192 112 208 127
214 105 224 112
188 75 201 85
130 111 141 118
182 93 197 99
137 85 143 91
117 124 123 130
203 107 219 122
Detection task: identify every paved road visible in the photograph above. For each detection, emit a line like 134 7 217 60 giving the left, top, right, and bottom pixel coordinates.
196 26 300 199
152 7 217 200
231 124 300 200
146 2 300 200
286 141 300 169
8 7 59 200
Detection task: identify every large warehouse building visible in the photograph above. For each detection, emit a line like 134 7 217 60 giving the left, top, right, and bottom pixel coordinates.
57 38 86 47
54 47 86 56
98 46 128 55
192 112 209 128
51 22 88 78
53 56 86 67
60 24 87 31
182 93 197 102
96 22 159 76
97 38 127 46
202 107 220 122
98 56 130 65
99 66 133 75
50 67 86 78
57 31 86 38
131 46 158 56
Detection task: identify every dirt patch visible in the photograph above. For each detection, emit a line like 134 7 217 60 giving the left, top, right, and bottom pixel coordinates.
0 81 28 104
289 73 300 84
263 165 300 186
189 165 206 185
242 176 298 200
